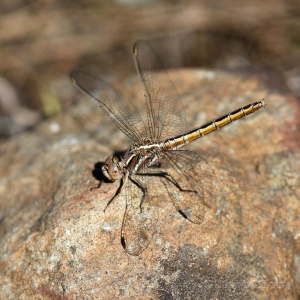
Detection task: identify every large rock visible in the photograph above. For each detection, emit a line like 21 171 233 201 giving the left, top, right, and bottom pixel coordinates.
0 69 299 299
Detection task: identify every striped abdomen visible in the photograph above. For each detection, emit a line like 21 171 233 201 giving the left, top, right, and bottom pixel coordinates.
163 100 266 150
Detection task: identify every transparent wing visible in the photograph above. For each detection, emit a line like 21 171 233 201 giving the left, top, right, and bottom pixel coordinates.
71 70 147 142
161 150 218 224
121 171 159 256
133 40 186 140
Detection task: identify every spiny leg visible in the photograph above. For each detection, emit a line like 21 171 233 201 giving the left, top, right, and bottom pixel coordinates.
135 171 198 194
90 181 102 191
103 173 128 212
129 176 147 212
161 172 211 209
136 171 199 220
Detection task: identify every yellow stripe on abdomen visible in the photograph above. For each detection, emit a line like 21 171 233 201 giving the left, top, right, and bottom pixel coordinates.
163 100 266 150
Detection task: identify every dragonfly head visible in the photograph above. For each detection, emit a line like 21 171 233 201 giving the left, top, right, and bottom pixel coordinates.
102 156 123 181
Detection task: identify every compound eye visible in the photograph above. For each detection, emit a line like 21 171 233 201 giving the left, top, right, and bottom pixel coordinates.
107 163 121 180
102 156 123 181
112 156 119 164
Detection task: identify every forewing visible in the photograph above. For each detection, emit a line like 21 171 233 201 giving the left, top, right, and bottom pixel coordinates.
133 40 186 140
71 70 147 142
161 150 218 224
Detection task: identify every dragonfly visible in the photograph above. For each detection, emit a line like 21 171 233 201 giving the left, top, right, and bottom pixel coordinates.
71 40 266 255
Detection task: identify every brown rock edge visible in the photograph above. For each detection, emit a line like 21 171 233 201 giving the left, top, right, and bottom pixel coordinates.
0 69 299 299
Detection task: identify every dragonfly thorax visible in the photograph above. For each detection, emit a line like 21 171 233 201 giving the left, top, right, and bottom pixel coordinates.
118 140 164 174
130 139 163 154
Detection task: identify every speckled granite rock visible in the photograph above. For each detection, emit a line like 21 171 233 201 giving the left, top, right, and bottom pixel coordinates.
0 69 299 299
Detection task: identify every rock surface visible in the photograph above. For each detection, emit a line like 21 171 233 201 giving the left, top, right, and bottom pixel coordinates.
0 69 299 299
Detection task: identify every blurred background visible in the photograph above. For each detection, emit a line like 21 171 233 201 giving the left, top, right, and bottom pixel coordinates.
0 0 300 139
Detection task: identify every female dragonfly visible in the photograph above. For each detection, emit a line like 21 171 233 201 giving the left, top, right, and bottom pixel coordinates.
71 40 266 255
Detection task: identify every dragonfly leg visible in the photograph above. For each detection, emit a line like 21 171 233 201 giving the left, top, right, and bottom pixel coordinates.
163 173 198 194
103 173 128 212
90 180 102 191
136 171 200 221
129 176 147 212
136 172 197 194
